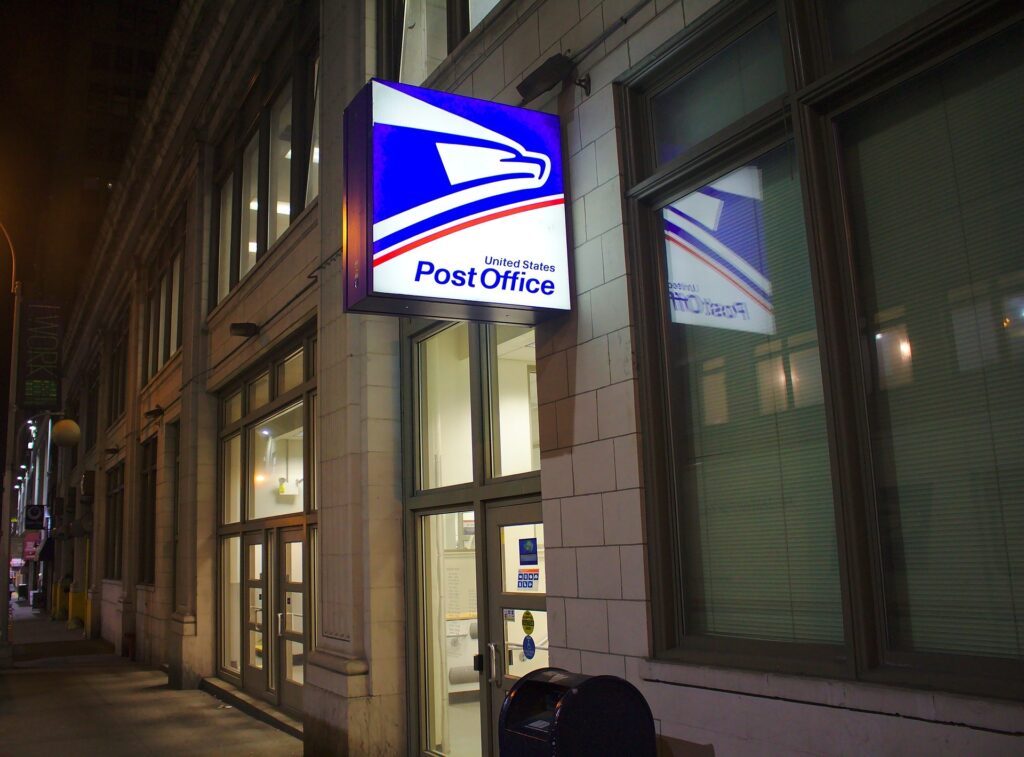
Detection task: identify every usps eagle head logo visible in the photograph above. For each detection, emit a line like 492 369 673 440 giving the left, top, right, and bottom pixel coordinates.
370 80 565 266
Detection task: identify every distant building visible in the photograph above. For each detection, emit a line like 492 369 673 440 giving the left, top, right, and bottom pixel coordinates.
39 0 1024 753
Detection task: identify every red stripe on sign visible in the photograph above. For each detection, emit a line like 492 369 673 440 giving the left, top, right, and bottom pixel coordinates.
373 197 566 267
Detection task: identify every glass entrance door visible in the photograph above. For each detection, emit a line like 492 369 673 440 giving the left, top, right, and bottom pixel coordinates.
485 504 546 756
277 528 305 712
242 533 267 696
417 504 545 756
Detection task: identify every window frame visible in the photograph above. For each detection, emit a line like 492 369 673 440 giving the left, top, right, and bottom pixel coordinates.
619 0 1024 698
139 223 185 387
107 313 128 426
138 436 158 586
208 6 319 310
104 462 124 580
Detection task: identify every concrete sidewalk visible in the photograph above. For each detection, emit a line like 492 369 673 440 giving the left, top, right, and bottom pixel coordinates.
1 599 301 756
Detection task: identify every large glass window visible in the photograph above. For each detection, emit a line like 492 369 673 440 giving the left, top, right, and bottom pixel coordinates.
841 27 1024 659
249 402 305 520
211 32 319 308
652 15 785 167
489 325 539 477
662 145 841 643
107 316 127 425
223 435 242 524
398 0 503 85
104 463 124 580
627 0 1022 696
268 83 293 245
419 324 473 489
140 246 184 385
421 510 481 757
138 437 158 585
221 536 242 673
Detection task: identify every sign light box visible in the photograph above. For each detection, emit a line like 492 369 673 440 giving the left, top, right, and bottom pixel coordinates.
344 80 572 324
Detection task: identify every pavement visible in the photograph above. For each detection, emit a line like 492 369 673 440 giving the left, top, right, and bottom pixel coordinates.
0 598 302 756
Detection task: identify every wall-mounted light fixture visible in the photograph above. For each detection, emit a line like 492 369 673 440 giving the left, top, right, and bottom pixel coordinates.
230 322 260 337
144 405 164 420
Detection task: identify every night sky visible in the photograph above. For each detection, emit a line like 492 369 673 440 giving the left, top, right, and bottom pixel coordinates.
0 0 176 471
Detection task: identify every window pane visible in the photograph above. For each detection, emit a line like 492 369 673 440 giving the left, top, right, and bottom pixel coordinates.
170 254 181 351
217 174 233 303
840 28 1024 659
418 324 473 489
652 16 785 166
221 536 241 673
662 143 842 643
268 82 293 245
469 0 500 28
398 0 447 86
249 402 305 519
278 349 304 394
158 272 169 363
224 391 242 425
489 325 539 477
827 0 944 60
240 133 259 278
222 435 242 524
421 511 480 756
310 393 318 511
305 60 320 206
249 372 270 409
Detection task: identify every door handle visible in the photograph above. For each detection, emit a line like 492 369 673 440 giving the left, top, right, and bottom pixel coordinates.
277 612 284 636
487 642 503 687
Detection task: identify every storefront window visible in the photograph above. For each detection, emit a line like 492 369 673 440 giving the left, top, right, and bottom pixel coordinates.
652 16 784 167
419 324 472 489
661 144 841 643
268 82 293 245
221 536 241 673
421 510 480 757
240 133 260 279
489 326 539 477
223 435 242 524
249 402 305 520
841 26 1024 659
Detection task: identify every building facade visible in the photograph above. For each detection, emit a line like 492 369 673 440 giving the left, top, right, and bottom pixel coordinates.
43 0 1022 754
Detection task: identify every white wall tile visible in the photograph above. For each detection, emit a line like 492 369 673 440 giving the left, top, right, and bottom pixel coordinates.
628 1 685 64
590 274 630 338
540 448 575 498
571 438 617 494
503 14 540 82
584 176 623 240
569 142 598 203
560 493 605 546
597 378 637 438
546 547 578 597
613 433 640 489
538 0 581 53
620 544 648 600
556 390 598 448
581 650 627 678
565 597 609 652
602 488 643 544
573 235 605 294
594 130 620 186
543 498 563 547
607 599 649 656
607 326 633 383
569 336 610 395
577 545 622 599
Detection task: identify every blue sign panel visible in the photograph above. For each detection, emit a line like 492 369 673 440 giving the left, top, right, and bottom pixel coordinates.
344 79 572 324
663 165 774 334
519 537 538 566
523 635 536 660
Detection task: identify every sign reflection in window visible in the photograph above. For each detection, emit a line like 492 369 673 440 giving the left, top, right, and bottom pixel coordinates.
663 165 775 335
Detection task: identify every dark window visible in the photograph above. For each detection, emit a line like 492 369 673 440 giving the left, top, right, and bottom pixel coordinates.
390 0 502 83
623 0 1024 697
140 223 184 385
107 317 128 425
104 464 124 580
84 368 100 451
138 437 158 585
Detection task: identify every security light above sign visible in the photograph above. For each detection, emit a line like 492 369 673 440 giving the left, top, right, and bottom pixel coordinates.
343 80 572 324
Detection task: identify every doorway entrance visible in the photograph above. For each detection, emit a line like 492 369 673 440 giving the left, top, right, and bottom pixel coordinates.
418 502 546 756
239 527 306 712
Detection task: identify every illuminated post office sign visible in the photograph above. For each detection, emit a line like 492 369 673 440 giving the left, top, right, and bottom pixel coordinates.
344 80 572 324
